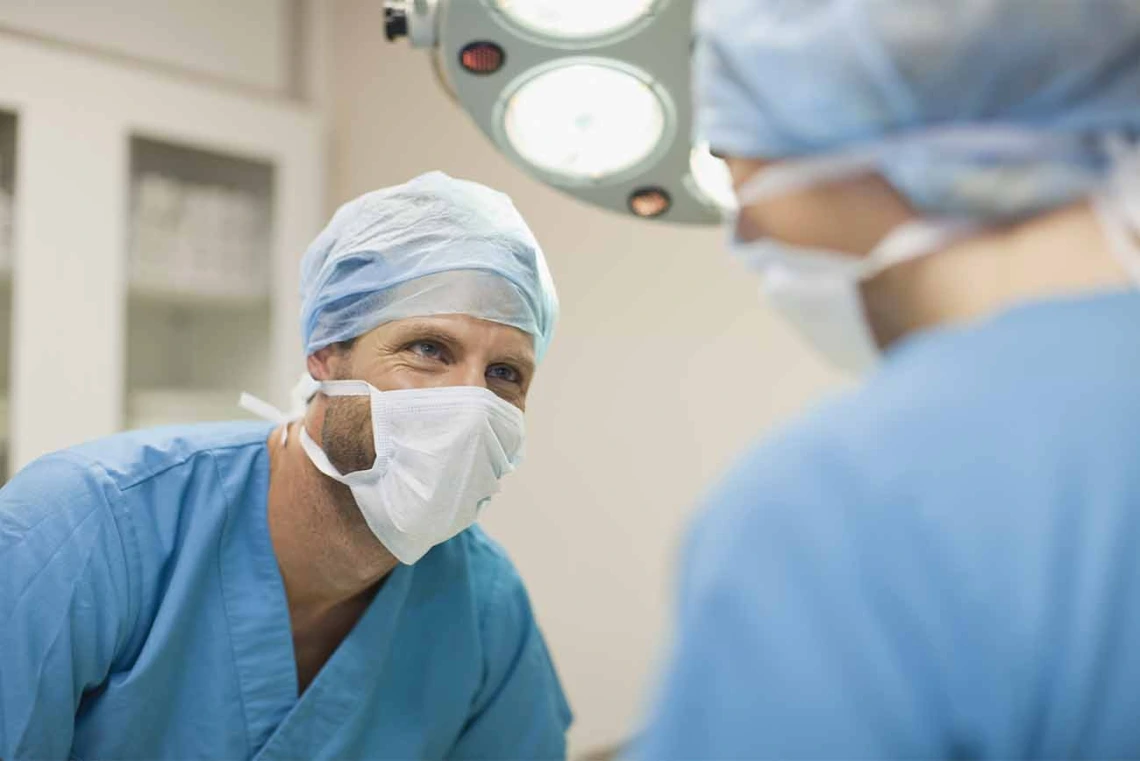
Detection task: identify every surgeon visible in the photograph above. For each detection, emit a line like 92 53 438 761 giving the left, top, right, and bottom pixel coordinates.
640 1 1140 758
0 172 571 760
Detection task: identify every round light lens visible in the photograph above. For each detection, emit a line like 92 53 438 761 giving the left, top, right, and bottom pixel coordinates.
503 63 667 181
689 141 737 213
492 0 659 41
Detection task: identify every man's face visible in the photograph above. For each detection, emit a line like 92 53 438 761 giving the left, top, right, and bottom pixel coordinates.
308 314 537 474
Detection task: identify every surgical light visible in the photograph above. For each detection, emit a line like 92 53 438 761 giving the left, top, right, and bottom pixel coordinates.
385 0 721 224
490 0 661 42
502 63 667 182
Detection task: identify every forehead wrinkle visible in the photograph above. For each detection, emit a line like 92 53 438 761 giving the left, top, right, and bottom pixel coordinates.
377 317 535 367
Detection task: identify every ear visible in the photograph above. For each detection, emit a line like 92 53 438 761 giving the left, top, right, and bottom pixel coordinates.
307 345 344 381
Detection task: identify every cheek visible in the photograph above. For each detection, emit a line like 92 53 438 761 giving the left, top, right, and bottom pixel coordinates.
742 180 911 256
727 156 769 187
746 191 862 251
490 385 525 411
369 369 419 391
321 396 376 473
384 362 480 391
344 354 426 391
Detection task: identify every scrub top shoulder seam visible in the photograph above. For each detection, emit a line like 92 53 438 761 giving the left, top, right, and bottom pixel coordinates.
107 436 271 493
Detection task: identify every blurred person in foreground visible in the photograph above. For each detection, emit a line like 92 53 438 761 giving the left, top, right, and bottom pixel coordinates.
0 171 571 760
640 1 1140 758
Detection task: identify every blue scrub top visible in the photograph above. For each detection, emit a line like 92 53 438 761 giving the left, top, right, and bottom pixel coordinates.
640 292 1140 759
0 422 571 760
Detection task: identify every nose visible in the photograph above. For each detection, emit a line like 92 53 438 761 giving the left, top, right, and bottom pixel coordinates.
442 360 487 389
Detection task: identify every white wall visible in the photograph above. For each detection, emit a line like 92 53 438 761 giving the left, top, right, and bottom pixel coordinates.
0 0 294 94
327 3 845 753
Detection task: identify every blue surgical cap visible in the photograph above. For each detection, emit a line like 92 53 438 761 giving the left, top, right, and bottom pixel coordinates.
299 171 558 360
695 0 1140 217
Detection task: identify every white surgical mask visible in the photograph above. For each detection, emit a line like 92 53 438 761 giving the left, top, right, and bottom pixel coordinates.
241 380 525 565
730 154 979 373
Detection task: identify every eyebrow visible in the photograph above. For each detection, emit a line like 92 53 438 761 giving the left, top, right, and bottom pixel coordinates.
390 324 464 349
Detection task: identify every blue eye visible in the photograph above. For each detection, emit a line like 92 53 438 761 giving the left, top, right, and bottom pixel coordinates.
487 364 521 384
410 341 445 360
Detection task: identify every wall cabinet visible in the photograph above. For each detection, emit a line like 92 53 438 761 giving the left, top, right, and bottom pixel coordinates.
0 35 324 471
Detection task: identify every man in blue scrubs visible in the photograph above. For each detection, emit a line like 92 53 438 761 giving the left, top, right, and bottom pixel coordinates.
0 171 571 760
640 1 1140 758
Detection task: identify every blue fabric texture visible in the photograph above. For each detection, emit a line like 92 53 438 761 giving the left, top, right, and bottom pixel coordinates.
0 422 571 760
694 0 1140 217
299 171 558 360
640 292 1140 758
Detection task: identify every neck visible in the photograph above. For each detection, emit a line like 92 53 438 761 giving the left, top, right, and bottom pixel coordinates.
864 201 1134 347
265 417 399 623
